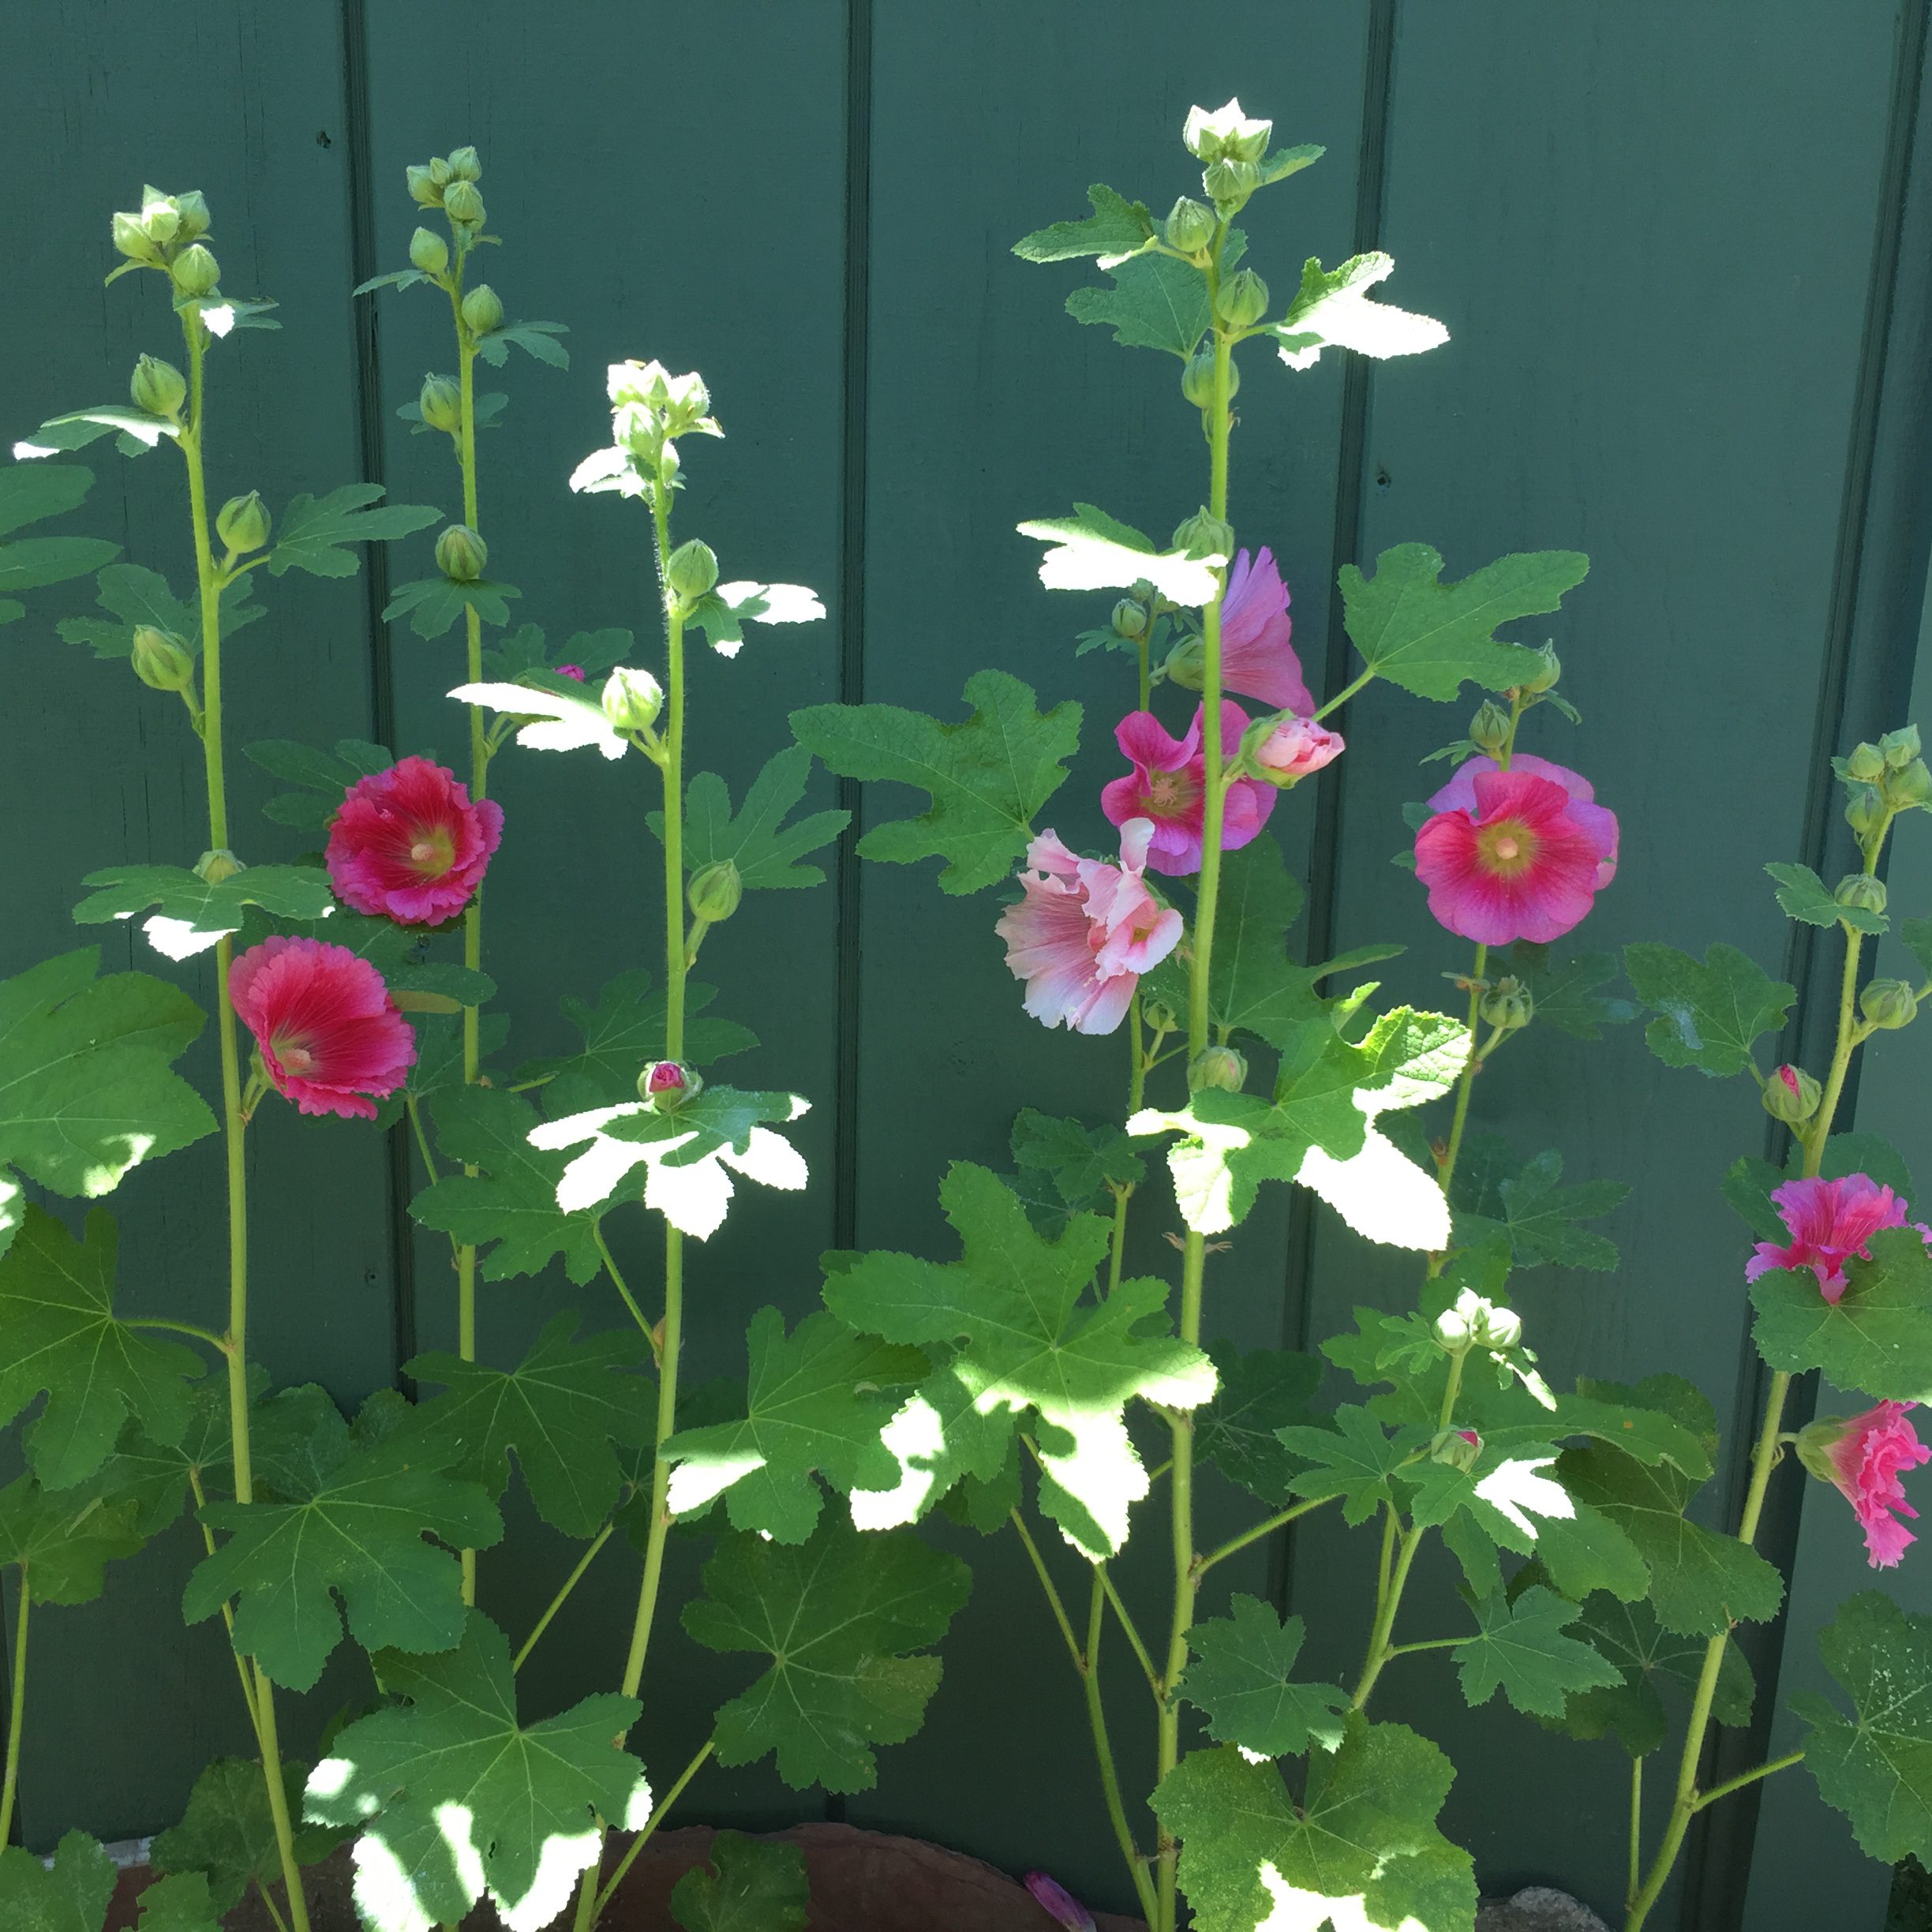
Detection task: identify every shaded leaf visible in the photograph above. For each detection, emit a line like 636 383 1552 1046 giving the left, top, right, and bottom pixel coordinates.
512 969 755 1105
670 1833 810 1932
1452 1585 1620 1717
0 1471 144 1602
0 1833 117 1931
1509 946 1635 1040
1277 1407 1428 1527
1766 859 1887 933
474 320 571 369
1750 1226 1932 1401
1181 1594 1348 1757
1624 942 1795 1079
652 746 849 890
267 485 440 578
1196 1342 1320 1506
384 576 519 638
153 1755 342 1913
1013 184 1155 263
1061 231 1248 358
55 561 261 661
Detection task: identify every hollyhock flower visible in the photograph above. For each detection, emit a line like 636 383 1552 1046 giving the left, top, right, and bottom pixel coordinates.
1217 547 1314 715
1413 755 1619 945
1024 1872 1095 1932
1799 1401 1932 1568
230 936 416 1121
1254 715 1344 783
326 755 504 926
556 664 586 681
1100 702 1276 876
995 818 1182 1035
1745 1174 1932 1304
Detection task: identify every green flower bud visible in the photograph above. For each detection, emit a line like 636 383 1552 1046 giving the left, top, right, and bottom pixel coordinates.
1470 700 1511 755
1141 998 1181 1036
215 491 271 555
434 523 488 582
130 354 186 419
1845 741 1888 782
1861 979 1919 1032
1430 1427 1483 1473
1181 348 1238 409
667 538 719 599
1524 642 1562 695
1162 635 1207 691
1204 156 1261 211
1835 872 1888 915
1110 597 1148 641
172 190 211 243
1188 1044 1248 1094
419 373 462 436
1762 1062 1822 1125
406 163 445 208
601 665 664 735
1165 196 1216 254
1434 1301 1475 1350
140 197 180 246
1478 976 1534 1032
1173 508 1235 560
110 211 160 263
130 625 195 695
170 242 220 297
442 179 485 229
444 144 481 182
1881 724 1923 769
409 227 450 275
460 283 503 336
1795 1413 1856 1487
1884 758 1932 809
1474 1301 1522 1352
688 859 743 925
1846 783 1886 840
194 848 245 886
1214 268 1269 331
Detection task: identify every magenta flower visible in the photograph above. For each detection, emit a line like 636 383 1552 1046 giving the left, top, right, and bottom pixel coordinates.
1255 715 1344 783
1803 1401 1932 1569
556 664 587 681
1100 702 1277 876
1745 1174 1932 1304
995 819 1183 1035
230 936 416 1121
1219 547 1314 714
1412 757 1619 945
326 755 504 927
1024 1872 1095 1932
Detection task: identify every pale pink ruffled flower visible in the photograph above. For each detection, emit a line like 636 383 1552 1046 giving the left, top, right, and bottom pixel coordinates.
995 819 1182 1035
1746 1174 1932 1304
326 755 504 927
1099 702 1276 876
1219 547 1314 714
1255 716 1344 782
230 936 416 1121
1807 1401 1932 1569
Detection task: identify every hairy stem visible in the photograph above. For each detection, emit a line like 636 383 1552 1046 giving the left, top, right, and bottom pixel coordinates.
1095 1561 1161 1696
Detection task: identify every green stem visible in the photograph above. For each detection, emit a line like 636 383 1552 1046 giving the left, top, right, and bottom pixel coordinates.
1383 1634 1466 1659
1094 1561 1161 1696
254 1874 292 1932
1312 665 1373 724
1084 1573 1160 1924
189 1469 264 1747
406 1095 440 1184
1431 943 1488 1271
590 1737 716 1919
127 1316 230 1351
513 1522 615 1673
1627 1757 1643 1910
0 1585 27 1844
1011 1508 1083 1668
1196 1492 1336 1575
1691 1748 1804 1813
593 1226 657 1357
1106 1000 1148 1299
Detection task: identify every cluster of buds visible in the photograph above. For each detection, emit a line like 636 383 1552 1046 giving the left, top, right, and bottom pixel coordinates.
571 361 722 500
1843 724 1932 841
1183 99 1273 215
638 1060 701 1110
1762 1061 1822 1125
1434 1290 1523 1355
110 185 212 286
1478 975 1535 1035
406 148 484 231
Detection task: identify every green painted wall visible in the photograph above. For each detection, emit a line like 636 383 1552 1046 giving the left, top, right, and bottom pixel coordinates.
2 5 1928 1930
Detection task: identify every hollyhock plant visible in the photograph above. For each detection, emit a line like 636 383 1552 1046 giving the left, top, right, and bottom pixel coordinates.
1800 1401 1932 1568
1254 714 1343 783
996 818 1182 1035
230 935 417 1120
1100 702 1276 875
1413 756 1619 945
1745 1173 1932 1303
325 754 504 925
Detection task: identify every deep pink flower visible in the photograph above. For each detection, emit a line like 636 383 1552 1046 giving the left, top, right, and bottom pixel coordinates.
1413 758 1618 945
1219 547 1314 714
1024 1872 1095 1932
230 936 416 1121
556 664 587 681
1255 716 1344 782
326 755 504 926
995 819 1183 1035
1806 1401 1932 1569
1746 1174 1932 1304
1099 702 1277 876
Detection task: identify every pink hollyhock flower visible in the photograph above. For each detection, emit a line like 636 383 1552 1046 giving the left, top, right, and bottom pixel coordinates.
1219 547 1314 714
1745 1174 1932 1304
230 936 416 1120
326 755 504 926
995 818 1183 1035
1099 702 1277 876
1413 756 1619 945
1801 1401 1932 1569
1254 715 1344 782
556 664 587 681
1024 1872 1095 1932
643 1061 687 1095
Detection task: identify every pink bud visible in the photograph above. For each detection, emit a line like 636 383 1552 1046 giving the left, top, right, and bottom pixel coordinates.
1024 1873 1095 1932
557 664 587 682
646 1062 686 1093
1455 1428 1479 1446
1254 715 1344 784
1777 1065 1800 1097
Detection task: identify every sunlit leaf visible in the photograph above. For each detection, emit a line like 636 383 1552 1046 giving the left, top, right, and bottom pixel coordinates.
1017 502 1224 604
1013 183 1155 264
1266 252 1448 370
73 862 338 961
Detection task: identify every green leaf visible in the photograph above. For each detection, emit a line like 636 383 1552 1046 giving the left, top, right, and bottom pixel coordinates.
384 575 520 638
153 1755 340 1913
1196 1342 1320 1505
1182 1594 1348 1757
0 465 117 622
1340 543 1588 702
1750 1226 1932 1399
1193 834 1326 1049
17 402 179 456
266 485 440 578
1013 183 1155 263
1266 252 1449 369
306 1611 647 1932
656 746 849 889
1766 859 1888 933
73 861 338 961
409 1085 606 1285
1624 942 1795 1079
529 1086 811 1241
0 462 95 536
1454 1138 1629 1271
1452 1584 1620 1717
1277 1406 1428 1527
686 581 826 657
474 319 571 369
669 1832 810 1932
682 1519 968 1792
134 1873 223 1932
1902 915 1932 981
0 1833 117 1931
1017 502 1224 604
1009 1107 1145 1230
1063 233 1246 358
0 1206 204 1488
481 623 633 682
401 1312 653 1537
185 1395 503 1690
511 969 755 1105
1155 1725 1475 1932
792 670 1081 893
821 1163 1214 1556
663 1308 926 1541
0 1471 144 1601
55 560 262 661
0 534 120 608
1527 1501 1653 1604
1509 946 1635 1039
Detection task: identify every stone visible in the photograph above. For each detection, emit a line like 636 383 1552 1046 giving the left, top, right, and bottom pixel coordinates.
1477 1884 1614 1932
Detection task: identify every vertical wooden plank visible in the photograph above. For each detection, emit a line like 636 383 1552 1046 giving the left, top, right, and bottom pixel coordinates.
848 4 1369 1904
0 1 402 1840
1287 2 1906 1923
358 0 852 1829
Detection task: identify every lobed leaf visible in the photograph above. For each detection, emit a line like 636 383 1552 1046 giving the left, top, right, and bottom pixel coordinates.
74 861 338 961
1623 942 1795 1079
267 485 440 578
1181 1594 1349 1757
1266 251 1449 369
653 745 849 890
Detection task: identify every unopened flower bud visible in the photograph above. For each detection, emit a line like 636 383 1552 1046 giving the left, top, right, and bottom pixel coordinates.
1254 717 1344 784
1478 976 1534 1032
1846 784 1886 840
1524 642 1563 695
1188 1044 1248 1094
409 227 450 275
688 859 743 925
1214 268 1269 331
638 1060 700 1110
1110 597 1148 641
1434 1303 1475 1350
434 523 488 582
444 144 481 182
1762 1063 1822 1125
1181 348 1238 410
172 190 211 242
1142 998 1181 1036
1430 1427 1482 1473
441 179 485 229
1204 157 1261 210
1835 873 1888 916
1172 508 1235 560
131 626 195 694
601 665 664 735
1024 1873 1095 1932
1163 635 1207 691
667 538 719 599
1164 197 1216 255
1475 1302 1523 1352
418 373 462 435
406 163 445 208
110 211 160 263
215 491 271 555
194 848 245 886
1881 724 1923 769
1862 979 1919 1032
130 354 186 419
460 283 503 335
140 197 179 246
170 242 220 296
1470 700 1511 755
1845 741 1888 782
556 664 586 682
1884 758 1932 809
